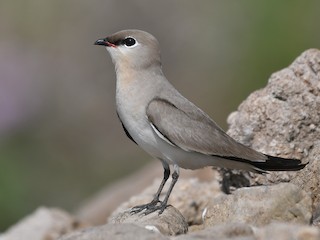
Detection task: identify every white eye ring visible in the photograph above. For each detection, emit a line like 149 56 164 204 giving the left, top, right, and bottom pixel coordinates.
123 37 138 48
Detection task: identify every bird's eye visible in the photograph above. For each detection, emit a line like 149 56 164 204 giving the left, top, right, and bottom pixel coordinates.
123 37 136 47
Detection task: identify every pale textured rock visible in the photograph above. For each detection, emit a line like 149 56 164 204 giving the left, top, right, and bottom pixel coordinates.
75 162 164 225
311 201 320 227
224 49 320 207
255 222 320 240
59 223 169 240
110 177 221 225
292 141 320 217
204 183 312 227
109 205 188 235
173 222 320 240
227 48 320 160
173 223 254 240
76 163 217 225
0 207 86 240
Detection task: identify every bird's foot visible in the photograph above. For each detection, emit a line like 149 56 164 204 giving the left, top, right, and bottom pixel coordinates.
130 199 168 215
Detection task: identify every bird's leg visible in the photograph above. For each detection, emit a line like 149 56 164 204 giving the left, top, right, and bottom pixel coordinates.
149 166 170 205
130 162 170 214
143 165 180 215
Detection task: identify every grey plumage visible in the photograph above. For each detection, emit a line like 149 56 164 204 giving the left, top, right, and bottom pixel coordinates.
94 29 307 215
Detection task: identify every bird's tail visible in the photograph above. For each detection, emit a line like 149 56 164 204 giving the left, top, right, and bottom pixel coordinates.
251 154 308 172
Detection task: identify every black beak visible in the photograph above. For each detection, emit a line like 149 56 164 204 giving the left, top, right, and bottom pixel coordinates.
94 38 108 46
94 38 117 48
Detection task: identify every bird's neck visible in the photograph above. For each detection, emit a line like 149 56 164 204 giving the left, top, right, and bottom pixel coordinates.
115 64 165 102
115 60 163 86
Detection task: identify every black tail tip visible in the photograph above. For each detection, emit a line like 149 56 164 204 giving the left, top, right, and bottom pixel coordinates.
254 154 308 172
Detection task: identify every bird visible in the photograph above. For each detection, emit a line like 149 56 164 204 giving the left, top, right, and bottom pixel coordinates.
94 29 307 215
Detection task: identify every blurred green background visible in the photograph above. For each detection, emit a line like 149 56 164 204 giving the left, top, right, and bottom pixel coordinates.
0 0 319 231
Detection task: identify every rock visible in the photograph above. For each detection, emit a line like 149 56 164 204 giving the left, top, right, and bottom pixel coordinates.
110 177 221 226
204 183 312 227
292 141 320 214
76 163 217 225
224 49 320 206
109 205 188 235
75 162 164 225
173 223 254 240
0 207 86 240
173 222 320 240
227 48 320 161
255 222 320 240
167 178 221 225
58 223 169 240
311 199 320 227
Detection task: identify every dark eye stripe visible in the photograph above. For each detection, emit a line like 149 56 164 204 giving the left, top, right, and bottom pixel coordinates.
111 37 136 47
114 39 124 46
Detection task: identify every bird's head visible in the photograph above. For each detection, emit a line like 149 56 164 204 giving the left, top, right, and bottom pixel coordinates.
95 30 162 71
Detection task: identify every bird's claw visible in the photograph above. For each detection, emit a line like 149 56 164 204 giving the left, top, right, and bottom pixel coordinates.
130 200 167 215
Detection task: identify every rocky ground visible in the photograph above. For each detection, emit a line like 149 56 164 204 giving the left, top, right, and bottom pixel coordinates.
1 49 319 240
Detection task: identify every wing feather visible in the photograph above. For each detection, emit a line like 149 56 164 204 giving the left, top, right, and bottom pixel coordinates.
146 98 266 161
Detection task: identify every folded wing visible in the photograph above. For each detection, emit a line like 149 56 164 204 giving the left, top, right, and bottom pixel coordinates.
146 98 266 161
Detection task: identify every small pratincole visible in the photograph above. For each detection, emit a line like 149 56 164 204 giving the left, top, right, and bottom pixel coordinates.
94 29 307 215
